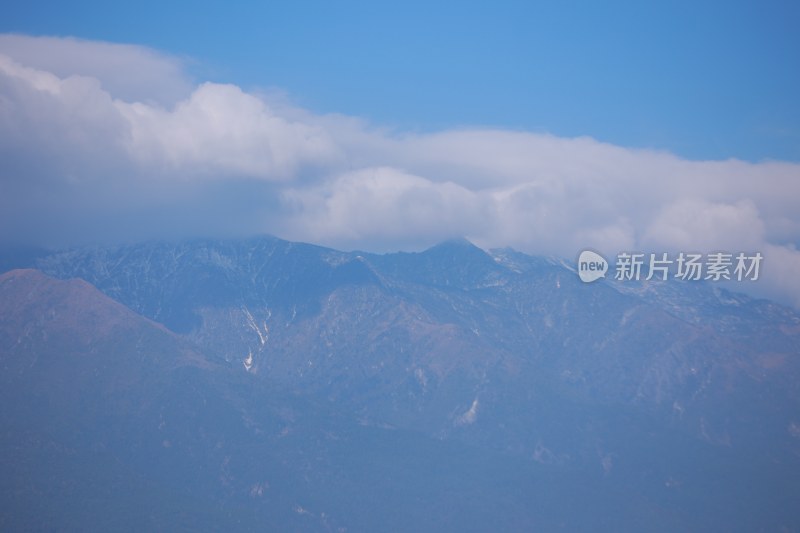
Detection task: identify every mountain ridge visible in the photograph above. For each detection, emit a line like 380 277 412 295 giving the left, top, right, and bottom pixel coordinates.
2 236 800 530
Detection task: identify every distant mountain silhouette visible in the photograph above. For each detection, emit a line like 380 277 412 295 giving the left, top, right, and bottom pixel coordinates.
1 236 799 531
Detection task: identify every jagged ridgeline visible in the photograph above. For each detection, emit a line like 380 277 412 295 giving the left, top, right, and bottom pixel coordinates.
1 236 799 531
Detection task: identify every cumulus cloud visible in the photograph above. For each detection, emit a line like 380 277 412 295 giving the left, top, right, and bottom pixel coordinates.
0 50 340 183
643 199 766 252
1 34 800 307
0 34 191 105
281 167 487 249
119 82 340 179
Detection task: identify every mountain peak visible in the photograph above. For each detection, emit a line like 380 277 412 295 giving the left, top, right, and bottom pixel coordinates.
432 236 476 246
426 237 483 253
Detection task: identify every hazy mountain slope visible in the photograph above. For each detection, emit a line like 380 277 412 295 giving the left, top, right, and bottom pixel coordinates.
0 269 324 531
2 236 799 530
33 237 800 427
0 268 658 531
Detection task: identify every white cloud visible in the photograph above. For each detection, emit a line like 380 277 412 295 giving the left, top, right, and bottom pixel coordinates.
118 82 340 180
0 34 191 105
0 54 129 184
281 167 486 247
759 244 800 305
1 34 800 307
0 51 340 183
643 199 765 252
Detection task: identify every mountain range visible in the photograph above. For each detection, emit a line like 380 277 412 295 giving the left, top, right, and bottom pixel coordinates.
1 236 799 531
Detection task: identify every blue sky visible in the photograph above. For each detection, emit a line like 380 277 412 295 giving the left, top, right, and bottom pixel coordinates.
3 0 799 161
